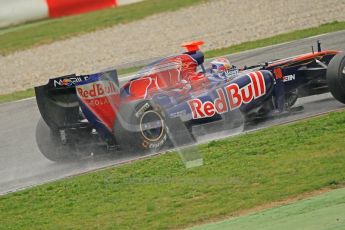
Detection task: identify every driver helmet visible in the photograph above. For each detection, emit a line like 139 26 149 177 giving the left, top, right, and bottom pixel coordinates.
210 57 237 79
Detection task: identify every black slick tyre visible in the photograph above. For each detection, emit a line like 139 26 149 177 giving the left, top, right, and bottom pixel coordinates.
113 100 169 153
327 52 345 104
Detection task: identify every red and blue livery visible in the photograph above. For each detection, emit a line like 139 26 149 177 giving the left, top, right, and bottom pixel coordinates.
35 41 345 162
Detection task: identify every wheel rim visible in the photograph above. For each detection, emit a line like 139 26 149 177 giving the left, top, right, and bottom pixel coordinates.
140 110 165 142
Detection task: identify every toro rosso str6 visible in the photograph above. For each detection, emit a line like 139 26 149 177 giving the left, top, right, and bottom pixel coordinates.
35 41 345 162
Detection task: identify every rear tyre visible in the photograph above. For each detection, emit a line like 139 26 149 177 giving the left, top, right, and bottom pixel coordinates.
35 118 89 162
114 100 169 153
326 52 345 104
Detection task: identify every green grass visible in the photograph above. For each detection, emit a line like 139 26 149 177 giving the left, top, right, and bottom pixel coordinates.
0 0 207 55
0 88 34 104
117 65 142 75
192 187 345 230
1 110 345 229
204 21 345 58
2 21 345 104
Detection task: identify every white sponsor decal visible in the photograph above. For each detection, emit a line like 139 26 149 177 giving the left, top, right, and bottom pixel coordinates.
54 76 88 87
135 103 150 118
283 74 296 82
170 110 186 118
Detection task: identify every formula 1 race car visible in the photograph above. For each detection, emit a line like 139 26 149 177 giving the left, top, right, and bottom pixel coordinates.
35 40 345 162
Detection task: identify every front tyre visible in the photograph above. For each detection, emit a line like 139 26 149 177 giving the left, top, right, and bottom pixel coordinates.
114 100 169 153
327 52 345 104
285 89 298 108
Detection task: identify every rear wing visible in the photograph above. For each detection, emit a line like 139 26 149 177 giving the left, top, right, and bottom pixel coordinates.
35 69 119 130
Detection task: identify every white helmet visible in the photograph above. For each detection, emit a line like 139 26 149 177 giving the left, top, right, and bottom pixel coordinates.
210 57 238 79
210 57 231 74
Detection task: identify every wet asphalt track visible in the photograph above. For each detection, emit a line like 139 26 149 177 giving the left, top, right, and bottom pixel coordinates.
1 30 345 195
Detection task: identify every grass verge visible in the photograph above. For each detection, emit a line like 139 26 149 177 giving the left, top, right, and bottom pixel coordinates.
205 21 345 58
191 187 345 230
1 110 345 229
1 21 345 104
0 88 34 104
0 0 206 55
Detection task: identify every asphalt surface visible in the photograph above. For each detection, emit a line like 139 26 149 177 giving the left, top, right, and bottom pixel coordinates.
1 30 345 195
